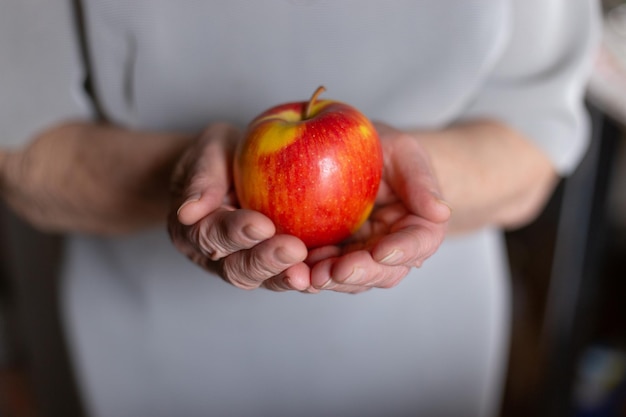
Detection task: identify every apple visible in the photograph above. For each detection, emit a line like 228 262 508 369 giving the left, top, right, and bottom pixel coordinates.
233 86 383 248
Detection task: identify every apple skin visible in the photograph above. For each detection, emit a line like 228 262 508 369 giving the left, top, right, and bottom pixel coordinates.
233 87 383 249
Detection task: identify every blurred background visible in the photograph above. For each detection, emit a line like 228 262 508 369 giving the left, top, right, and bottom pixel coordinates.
1 1 626 416
503 1 626 415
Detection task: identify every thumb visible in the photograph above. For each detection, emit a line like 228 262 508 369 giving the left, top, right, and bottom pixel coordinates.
400 158 451 224
175 123 240 225
380 127 451 224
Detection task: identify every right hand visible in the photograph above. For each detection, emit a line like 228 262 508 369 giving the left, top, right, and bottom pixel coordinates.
168 123 311 292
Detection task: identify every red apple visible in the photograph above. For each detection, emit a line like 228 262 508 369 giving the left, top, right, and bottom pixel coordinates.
233 86 383 248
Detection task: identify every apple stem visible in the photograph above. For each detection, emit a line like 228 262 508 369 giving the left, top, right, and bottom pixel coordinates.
304 86 326 120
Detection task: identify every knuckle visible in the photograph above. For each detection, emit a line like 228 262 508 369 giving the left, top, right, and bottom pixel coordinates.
221 263 258 290
221 251 277 290
378 267 410 289
262 279 288 292
199 211 253 260
196 216 237 260
198 226 225 259
241 251 280 278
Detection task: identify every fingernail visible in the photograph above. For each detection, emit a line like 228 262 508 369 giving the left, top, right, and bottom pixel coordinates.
343 267 365 285
430 190 450 208
436 198 452 212
275 247 299 264
378 249 404 265
320 278 333 289
177 193 201 216
243 225 268 242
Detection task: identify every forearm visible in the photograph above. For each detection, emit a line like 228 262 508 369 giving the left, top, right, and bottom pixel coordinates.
415 119 559 233
0 121 192 234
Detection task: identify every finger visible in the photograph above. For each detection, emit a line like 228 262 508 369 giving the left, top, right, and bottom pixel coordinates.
379 130 451 224
169 222 222 275
310 258 370 294
395 165 450 225
310 252 407 293
329 250 410 288
305 245 342 265
221 234 308 290
176 124 240 225
371 215 447 267
262 262 311 292
411 188 452 225
193 208 275 260
346 202 406 246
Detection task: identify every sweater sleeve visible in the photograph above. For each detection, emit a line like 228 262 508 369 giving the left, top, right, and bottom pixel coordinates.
0 0 95 149
460 0 601 175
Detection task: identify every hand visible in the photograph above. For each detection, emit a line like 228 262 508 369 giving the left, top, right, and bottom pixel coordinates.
168 123 311 291
307 122 451 294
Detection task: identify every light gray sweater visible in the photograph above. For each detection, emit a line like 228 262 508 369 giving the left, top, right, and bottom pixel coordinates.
1 1 598 416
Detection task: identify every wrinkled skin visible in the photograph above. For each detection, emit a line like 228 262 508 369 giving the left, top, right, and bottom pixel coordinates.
168 122 450 294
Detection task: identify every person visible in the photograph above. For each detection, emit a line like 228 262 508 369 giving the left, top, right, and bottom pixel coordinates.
0 1 599 416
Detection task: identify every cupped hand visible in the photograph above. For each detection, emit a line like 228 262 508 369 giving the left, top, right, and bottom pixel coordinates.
168 123 310 291
307 122 451 294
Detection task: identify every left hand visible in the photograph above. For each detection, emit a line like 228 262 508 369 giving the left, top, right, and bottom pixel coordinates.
168 123 311 292
307 122 451 294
